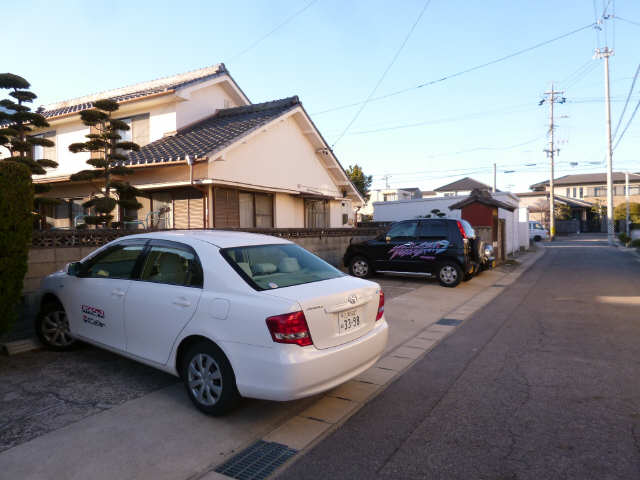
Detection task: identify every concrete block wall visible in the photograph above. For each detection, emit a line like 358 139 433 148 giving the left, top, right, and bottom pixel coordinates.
24 247 98 294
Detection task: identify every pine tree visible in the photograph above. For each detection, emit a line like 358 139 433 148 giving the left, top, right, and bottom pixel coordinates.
346 164 372 200
68 99 143 227
0 73 58 183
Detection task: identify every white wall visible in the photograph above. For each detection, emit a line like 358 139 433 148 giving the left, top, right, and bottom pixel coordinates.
372 197 463 222
148 102 177 143
210 114 344 199
33 123 90 179
175 82 236 130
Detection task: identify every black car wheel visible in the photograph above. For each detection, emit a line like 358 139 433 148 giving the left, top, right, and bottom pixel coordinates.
36 301 76 351
534 235 541 242
181 340 239 416
438 262 462 288
349 256 372 278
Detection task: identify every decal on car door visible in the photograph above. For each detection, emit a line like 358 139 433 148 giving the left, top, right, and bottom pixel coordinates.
82 304 105 328
389 240 450 260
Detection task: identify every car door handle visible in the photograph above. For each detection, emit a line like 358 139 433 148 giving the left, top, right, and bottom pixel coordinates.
112 289 126 298
173 298 191 308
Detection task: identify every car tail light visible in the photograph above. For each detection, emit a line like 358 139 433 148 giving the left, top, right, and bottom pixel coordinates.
456 220 468 239
266 311 313 347
376 290 385 321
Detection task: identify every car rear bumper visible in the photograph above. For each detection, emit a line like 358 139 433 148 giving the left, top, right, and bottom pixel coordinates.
224 318 389 401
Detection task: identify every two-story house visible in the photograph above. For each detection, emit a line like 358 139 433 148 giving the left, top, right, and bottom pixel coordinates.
11 64 363 229
529 172 640 206
359 187 423 219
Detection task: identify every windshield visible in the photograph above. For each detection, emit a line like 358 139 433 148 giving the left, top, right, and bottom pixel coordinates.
221 243 345 291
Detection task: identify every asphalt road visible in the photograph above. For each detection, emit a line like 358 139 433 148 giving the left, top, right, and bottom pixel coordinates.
277 235 640 480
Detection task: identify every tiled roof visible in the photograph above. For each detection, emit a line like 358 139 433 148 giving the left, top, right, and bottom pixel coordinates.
125 96 300 165
449 188 515 211
530 172 640 189
434 177 494 192
39 64 228 120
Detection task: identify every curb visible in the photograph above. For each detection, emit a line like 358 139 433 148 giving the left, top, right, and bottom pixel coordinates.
195 247 546 480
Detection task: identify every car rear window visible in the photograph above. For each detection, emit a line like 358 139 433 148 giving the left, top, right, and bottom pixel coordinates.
221 243 344 291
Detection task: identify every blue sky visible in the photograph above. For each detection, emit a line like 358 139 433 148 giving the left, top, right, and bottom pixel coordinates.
4 0 639 193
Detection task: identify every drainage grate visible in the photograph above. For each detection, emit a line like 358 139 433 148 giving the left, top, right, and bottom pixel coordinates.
214 440 298 480
436 318 462 326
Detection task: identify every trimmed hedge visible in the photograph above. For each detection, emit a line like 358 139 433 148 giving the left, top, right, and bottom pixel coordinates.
0 161 33 334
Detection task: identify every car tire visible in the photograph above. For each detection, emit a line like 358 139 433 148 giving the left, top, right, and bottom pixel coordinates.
349 256 372 278
438 262 462 288
35 301 77 351
534 235 541 242
181 340 239 416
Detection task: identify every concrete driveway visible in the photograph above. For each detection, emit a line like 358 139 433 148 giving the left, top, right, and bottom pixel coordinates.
0 251 540 480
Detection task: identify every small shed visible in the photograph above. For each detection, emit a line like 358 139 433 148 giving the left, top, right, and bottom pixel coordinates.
450 189 516 260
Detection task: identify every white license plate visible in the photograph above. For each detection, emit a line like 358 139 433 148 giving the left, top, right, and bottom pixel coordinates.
338 309 361 334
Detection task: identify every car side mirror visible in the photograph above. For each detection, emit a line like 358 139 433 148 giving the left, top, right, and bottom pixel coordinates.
67 261 82 277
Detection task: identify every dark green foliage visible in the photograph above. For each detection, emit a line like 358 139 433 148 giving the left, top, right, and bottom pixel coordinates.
0 73 30 89
346 164 372 200
630 239 640 248
68 99 145 226
618 232 631 245
0 73 58 179
0 162 33 334
614 202 640 223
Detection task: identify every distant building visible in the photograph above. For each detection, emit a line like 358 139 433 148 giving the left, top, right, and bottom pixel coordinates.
433 177 495 197
529 172 640 207
359 187 422 218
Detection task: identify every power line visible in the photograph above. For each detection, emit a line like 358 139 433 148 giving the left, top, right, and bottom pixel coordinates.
614 16 640 28
312 22 596 116
612 96 640 151
227 0 319 62
612 64 640 140
331 0 432 148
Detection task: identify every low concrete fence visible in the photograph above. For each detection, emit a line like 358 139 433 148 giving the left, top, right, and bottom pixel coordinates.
25 227 383 295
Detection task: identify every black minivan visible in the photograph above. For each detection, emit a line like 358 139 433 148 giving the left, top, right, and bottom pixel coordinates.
344 218 495 287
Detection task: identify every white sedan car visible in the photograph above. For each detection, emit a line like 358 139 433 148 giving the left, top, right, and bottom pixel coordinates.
37 230 388 415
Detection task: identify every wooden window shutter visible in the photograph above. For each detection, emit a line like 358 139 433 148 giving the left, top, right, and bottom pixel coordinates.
173 194 189 229
214 188 239 228
132 114 150 147
188 191 204 228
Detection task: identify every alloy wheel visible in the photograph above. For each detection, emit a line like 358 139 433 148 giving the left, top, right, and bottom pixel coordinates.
352 259 369 277
41 310 75 348
440 265 458 285
188 353 223 406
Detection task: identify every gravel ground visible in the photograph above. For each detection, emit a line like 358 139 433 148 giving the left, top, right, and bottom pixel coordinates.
0 344 176 453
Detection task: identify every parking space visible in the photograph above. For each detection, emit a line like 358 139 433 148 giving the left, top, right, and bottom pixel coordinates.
0 252 542 480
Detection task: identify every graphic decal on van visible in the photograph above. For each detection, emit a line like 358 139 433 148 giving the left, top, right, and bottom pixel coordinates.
389 240 450 259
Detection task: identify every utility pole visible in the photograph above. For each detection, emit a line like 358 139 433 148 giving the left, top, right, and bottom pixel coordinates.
595 46 615 244
382 174 391 190
493 163 496 193
541 83 564 241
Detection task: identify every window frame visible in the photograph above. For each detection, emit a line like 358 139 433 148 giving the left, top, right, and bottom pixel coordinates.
386 220 418 241
78 239 149 280
135 239 204 289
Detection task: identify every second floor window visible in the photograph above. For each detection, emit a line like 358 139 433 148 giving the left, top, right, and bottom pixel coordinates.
115 113 149 147
32 131 57 164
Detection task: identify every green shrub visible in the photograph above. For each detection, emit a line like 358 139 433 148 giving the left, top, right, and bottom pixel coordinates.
0 161 33 334
618 232 631 244
630 239 640 249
